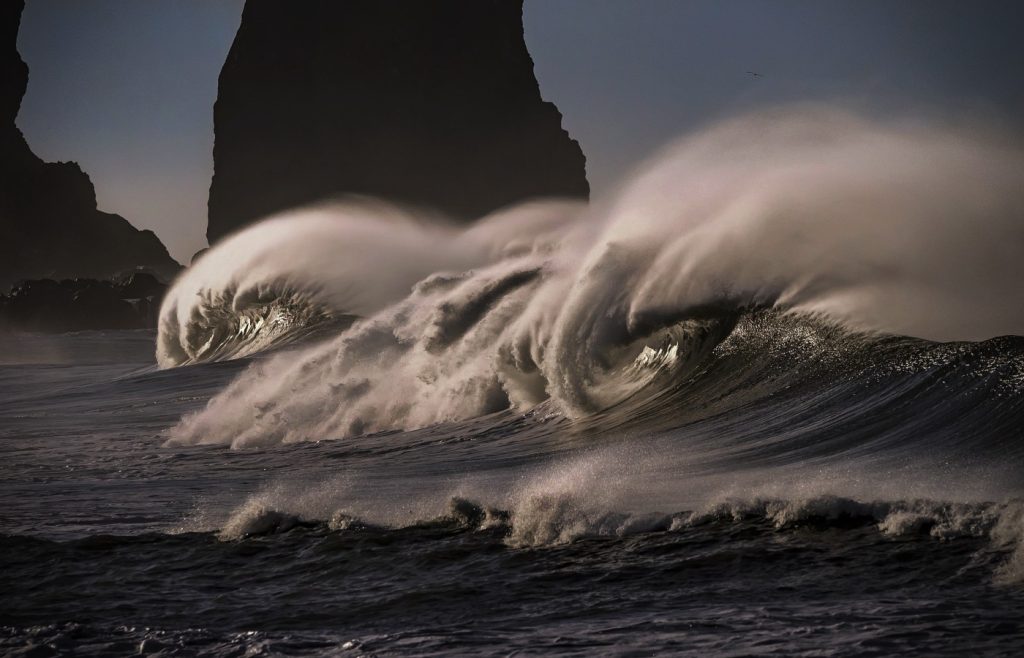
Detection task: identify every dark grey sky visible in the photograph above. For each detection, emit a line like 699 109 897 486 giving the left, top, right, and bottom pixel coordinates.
16 0 1024 263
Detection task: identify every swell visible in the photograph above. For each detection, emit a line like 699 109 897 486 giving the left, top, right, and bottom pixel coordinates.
597 312 1024 457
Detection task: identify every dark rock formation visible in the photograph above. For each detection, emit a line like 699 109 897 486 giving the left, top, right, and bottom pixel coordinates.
0 273 168 332
0 0 180 291
208 0 588 244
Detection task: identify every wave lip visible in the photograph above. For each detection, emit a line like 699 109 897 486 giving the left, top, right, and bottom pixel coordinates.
157 200 584 369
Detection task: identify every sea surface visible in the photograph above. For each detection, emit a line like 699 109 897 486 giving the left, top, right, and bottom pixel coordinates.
4 110 1024 655
1 322 1022 656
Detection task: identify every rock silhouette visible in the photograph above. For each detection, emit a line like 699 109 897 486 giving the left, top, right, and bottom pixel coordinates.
0 273 168 332
207 0 589 244
0 0 180 292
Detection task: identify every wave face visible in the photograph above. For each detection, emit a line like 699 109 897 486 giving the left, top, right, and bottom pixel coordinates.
161 107 1024 446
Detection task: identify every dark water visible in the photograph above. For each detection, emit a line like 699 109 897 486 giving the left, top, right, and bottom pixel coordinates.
2 322 1024 656
4 517 1023 656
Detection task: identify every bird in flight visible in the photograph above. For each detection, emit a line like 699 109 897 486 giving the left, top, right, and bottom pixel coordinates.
746 71 764 78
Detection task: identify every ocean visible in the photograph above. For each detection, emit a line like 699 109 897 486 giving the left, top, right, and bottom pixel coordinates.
2 109 1023 655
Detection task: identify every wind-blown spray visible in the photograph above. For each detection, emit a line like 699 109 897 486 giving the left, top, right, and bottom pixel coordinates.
160 107 1024 447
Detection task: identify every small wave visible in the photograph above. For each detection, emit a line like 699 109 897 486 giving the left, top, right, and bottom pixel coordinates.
218 504 310 540
682 495 1024 585
208 489 1024 586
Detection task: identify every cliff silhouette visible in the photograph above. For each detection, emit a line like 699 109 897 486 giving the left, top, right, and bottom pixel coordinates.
0 0 180 291
207 0 589 244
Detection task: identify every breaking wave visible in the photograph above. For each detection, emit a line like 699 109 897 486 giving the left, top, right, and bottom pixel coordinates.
158 107 1024 447
9 106 1024 657
153 107 1024 584
156 198 582 367
203 479 1024 585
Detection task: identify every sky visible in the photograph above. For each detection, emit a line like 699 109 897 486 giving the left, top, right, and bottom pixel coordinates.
16 0 1024 264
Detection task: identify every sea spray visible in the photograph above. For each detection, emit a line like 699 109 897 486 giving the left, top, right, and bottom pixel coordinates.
161 107 1024 447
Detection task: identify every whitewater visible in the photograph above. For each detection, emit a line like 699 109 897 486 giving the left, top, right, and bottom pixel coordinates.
3 108 1024 655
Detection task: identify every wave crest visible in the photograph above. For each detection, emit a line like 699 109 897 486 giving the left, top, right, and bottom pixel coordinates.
161 107 1024 446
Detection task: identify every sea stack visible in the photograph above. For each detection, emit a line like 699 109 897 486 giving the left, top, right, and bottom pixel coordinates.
0 0 180 290
207 0 589 244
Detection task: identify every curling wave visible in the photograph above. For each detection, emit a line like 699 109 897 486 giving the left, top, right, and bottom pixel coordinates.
160 107 1024 448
